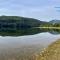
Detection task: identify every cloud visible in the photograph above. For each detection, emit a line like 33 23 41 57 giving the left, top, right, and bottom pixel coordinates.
0 0 60 21
55 7 60 8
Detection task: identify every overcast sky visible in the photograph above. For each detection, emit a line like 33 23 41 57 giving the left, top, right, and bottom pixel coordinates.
0 0 60 21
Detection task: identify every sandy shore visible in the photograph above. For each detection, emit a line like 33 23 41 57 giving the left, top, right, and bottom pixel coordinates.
33 39 60 60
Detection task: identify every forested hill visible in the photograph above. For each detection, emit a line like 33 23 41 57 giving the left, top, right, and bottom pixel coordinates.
0 16 60 29
0 16 44 28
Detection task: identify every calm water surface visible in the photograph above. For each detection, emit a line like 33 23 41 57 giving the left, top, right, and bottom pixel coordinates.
0 28 60 59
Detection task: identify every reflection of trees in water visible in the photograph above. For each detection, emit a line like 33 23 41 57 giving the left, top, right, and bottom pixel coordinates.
49 29 60 35
38 28 60 35
0 28 60 36
39 28 60 35
0 28 41 36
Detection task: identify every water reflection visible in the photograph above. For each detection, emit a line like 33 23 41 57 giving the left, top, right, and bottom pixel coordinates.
0 28 60 36
0 28 60 60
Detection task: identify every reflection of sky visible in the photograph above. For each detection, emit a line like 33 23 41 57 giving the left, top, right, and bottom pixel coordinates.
0 32 60 48
0 0 60 21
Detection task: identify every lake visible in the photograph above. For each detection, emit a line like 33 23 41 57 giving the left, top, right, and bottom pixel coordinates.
0 28 60 60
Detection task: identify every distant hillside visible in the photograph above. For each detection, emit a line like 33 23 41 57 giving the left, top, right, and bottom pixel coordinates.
0 16 43 29
50 20 60 24
0 16 60 28
40 20 60 27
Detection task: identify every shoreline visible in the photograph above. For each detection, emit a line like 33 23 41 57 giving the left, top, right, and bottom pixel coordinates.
34 27 60 29
33 39 60 60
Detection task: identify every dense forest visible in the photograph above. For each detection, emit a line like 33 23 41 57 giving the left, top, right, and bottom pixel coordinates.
0 16 42 30
0 16 60 30
0 16 60 36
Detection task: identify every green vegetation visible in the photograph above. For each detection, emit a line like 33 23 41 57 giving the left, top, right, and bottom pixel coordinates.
0 16 60 36
0 16 60 29
0 16 42 29
0 28 60 36
40 23 60 27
